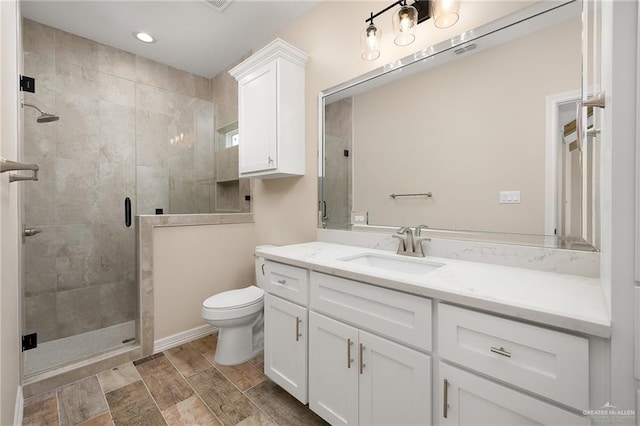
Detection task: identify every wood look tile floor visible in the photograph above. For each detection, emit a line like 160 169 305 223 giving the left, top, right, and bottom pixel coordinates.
23 334 327 426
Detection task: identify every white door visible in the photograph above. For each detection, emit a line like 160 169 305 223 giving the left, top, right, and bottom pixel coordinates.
308 312 359 425
439 363 589 426
238 61 277 174
359 330 431 426
263 294 307 403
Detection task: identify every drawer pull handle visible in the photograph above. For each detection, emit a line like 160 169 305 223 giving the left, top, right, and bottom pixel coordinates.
490 346 511 358
277 279 286 284
295 317 302 341
347 338 354 368
359 344 365 374
443 379 449 418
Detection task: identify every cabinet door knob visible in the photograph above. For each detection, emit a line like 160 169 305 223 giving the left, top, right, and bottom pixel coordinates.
277 279 286 285
268 156 274 164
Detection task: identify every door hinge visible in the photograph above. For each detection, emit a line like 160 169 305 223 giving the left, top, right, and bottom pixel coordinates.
20 75 36 93
22 333 37 351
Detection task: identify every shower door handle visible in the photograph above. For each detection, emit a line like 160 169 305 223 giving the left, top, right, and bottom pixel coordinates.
124 197 132 228
23 227 41 237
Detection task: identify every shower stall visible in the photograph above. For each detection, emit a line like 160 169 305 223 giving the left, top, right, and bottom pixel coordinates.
20 18 242 378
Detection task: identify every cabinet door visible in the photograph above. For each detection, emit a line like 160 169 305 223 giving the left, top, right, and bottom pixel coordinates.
238 60 277 174
359 330 431 425
439 363 589 426
309 312 359 425
264 294 307 403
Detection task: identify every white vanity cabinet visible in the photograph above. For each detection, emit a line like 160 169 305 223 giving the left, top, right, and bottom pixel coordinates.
309 312 431 425
308 272 432 425
229 39 309 179
257 243 603 426
439 363 590 426
262 261 309 403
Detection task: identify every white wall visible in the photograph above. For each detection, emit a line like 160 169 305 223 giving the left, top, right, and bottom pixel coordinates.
153 223 256 339
0 0 22 423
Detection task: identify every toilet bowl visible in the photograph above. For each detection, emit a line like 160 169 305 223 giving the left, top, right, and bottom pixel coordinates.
201 285 265 365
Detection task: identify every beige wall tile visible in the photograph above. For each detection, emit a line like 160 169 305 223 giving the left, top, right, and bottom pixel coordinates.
24 293 58 343
54 29 99 70
98 44 136 81
22 19 55 56
167 66 195 97
136 56 169 88
54 158 98 224
56 286 102 339
100 281 136 328
195 75 211 101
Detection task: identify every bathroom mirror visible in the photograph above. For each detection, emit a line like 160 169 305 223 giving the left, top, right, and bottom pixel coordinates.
319 0 599 250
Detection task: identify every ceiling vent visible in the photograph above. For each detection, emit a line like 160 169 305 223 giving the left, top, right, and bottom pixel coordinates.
453 43 478 55
203 0 233 12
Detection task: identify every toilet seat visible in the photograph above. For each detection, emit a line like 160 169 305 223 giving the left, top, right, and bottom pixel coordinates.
202 286 264 321
203 286 264 309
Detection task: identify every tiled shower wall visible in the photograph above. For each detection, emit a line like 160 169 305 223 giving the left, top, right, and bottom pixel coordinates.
21 19 219 344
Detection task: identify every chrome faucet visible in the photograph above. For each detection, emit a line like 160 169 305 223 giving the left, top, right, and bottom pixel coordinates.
393 225 431 257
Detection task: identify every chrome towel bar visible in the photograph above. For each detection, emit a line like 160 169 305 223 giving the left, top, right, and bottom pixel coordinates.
389 192 432 199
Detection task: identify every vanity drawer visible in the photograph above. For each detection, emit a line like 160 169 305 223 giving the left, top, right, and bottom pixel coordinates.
438 303 588 410
263 261 309 305
310 271 432 352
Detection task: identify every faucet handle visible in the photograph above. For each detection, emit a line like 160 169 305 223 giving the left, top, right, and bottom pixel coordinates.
397 226 411 234
414 224 429 236
414 237 431 257
392 234 406 253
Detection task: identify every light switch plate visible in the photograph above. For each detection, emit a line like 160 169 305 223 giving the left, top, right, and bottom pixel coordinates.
499 191 521 204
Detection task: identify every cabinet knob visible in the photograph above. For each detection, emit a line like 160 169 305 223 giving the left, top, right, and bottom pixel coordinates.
268 156 274 164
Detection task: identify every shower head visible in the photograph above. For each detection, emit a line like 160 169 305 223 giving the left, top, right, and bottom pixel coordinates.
36 113 59 123
22 102 59 123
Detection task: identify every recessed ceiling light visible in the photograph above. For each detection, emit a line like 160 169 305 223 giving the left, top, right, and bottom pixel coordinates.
133 31 155 43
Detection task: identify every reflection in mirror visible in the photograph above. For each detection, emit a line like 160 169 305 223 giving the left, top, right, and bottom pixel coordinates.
320 1 599 251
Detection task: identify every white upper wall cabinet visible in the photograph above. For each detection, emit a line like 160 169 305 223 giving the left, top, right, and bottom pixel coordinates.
229 39 309 179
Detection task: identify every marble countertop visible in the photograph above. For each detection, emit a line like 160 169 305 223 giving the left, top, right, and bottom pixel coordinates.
256 242 610 338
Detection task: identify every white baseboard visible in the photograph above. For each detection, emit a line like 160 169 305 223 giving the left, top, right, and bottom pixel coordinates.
14 386 23 426
154 324 216 354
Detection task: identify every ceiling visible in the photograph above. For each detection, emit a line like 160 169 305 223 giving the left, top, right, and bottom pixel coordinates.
21 0 321 78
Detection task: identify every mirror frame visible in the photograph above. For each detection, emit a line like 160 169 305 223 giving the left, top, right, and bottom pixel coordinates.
317 0 587 248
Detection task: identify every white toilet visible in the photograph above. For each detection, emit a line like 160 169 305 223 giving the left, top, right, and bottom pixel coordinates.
201 256 267 365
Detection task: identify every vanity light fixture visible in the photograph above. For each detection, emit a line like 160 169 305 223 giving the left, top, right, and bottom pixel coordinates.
361 0 460 60
133 31 155 43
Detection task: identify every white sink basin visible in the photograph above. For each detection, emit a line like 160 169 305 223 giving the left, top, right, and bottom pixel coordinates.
339 253 444 275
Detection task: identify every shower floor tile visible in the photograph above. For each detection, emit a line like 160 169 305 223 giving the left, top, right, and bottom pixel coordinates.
22 334 327 426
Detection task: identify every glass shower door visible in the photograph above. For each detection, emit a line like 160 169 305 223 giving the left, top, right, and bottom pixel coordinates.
21 19 137 376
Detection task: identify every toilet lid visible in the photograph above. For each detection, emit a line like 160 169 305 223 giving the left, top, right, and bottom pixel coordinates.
203 286 264 310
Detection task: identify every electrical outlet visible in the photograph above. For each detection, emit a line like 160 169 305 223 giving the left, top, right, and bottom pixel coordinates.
351 211 368 224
